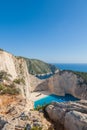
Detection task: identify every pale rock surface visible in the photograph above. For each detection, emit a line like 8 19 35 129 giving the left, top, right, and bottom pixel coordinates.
46 100 87 130
0 50 87 100
0 51 17 79
0 50 87 130
0 95 52 130
34 71 87 100
0 50 31 99
65 111 87 130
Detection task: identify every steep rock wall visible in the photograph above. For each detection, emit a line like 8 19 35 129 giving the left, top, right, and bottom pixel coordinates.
0 51 17 79
0 50 87 100
46 101 87 130
0 50 30 99
34 71 87 100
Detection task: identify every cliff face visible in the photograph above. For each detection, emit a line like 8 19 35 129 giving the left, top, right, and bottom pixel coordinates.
48 71 87 99
0 51 17 79
34 71 87 100
0 49 87 130
0 50 31 98
46 101 87 130
0 49 87 100
18 57 58 75
0 50 58 99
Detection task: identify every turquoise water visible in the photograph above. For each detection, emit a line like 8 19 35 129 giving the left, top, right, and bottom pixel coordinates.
34 94 79 108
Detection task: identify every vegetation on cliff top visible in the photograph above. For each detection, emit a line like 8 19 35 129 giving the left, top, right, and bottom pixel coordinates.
13 78 25 85
73 71 87 83
17 57 58 75
0 71 12 81
0 84 20 95
25 58 58 75
61 70 87 83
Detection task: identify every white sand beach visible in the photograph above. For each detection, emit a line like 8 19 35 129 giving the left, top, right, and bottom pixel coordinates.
30 91 51 101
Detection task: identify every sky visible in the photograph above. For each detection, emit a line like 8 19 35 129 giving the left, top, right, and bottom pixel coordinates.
0 0 87 63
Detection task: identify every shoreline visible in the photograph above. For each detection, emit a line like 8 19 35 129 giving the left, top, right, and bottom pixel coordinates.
30 91 51 101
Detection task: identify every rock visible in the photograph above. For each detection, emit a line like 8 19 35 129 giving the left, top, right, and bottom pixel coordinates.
46 100 87 130
0 117 7 129
39 109 43 113
2 123 15 130
65 111 87 130
25 124 31 130
6 106 18 115
34 71 87 100
32 119 39 122
33 122 42 127
19 112 29 121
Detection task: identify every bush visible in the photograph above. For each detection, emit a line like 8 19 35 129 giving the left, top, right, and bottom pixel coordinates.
73 71 87 83
2 88 20 95
0 84 20 95
0 71 11 81
0 84 5 91
24 126 42 130
13 78 25 85
31 126 42 130
13 79 21 84
35 104 49 111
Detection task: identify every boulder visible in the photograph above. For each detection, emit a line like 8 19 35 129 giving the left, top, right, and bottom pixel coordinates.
46 100 87 130
65 111 87 130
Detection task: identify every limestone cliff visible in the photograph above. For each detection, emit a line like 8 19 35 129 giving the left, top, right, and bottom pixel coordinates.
46 101 87 130
0 50 31 98
0 49 87 130
0 49 87 100
34 71 87 100
0 49 58 99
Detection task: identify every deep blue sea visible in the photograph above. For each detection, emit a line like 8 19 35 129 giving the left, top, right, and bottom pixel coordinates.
54 64 87 72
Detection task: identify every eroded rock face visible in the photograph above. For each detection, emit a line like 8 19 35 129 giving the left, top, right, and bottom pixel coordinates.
0 50 87 100
46 100 87 130
0 50 31 99
65 111 87 130
0 51 17 79
48 71 87 99
0 95 52 130
34 71 87 100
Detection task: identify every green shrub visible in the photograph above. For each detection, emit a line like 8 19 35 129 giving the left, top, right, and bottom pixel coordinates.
2 87 20 95
0 71 11 81
35 104 49 111
13 79 21 84
0 84 20 95
0 84 5 91
24 126 42 130
13 78 25 85
74 71 87 83
31 126 42 130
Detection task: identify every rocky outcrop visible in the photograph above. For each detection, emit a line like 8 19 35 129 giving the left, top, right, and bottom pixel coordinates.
48 71 87 99
23 57 58 75
0 50 31 99
0 50 59 99
0 51 17 79
65 111 87 130
0 49 87 100
0 49 87 130
46 100 87 130
0 95 52 130
34 71 87 100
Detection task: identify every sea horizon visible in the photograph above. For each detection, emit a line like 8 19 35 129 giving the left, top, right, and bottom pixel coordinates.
52 63 87 73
